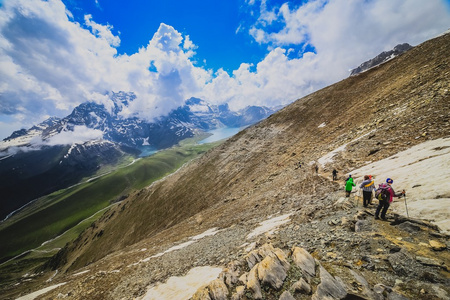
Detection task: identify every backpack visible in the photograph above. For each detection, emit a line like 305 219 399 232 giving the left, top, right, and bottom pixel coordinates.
375 184 390 201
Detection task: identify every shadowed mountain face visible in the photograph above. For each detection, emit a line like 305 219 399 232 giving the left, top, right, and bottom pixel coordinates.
4 33 449 299
49 32 449 273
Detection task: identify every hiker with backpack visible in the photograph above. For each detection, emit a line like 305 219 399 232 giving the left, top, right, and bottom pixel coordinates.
360 175 375 207
345 175 355 197
332 169 338 181
374 178 405 220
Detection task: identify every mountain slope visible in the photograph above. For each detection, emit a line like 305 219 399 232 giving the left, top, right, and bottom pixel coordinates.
5 32 450 299
55 31 448 272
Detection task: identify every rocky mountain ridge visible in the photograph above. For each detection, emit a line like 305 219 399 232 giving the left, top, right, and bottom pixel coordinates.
3 32 450 300
2 95 275 150
350 43 412 76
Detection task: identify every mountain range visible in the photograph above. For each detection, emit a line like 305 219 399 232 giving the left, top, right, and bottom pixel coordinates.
0 97 275 220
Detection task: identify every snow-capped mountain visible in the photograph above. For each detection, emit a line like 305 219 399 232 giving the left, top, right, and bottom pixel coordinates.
0 94 275 219
2 93 276 151
350 43 412 76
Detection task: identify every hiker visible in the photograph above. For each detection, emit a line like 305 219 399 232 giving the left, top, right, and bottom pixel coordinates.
374 178 405 220
315 164 319 173
332 169 338 181
368 175 375 204
360 175 375 207
345 175 355 197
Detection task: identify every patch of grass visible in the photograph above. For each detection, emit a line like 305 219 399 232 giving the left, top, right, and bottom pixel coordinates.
0 142 218 264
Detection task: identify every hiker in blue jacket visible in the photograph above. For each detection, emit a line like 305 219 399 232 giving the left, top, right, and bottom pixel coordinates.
360 175 375 207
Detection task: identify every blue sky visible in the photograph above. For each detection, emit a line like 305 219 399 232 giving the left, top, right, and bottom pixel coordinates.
63 0 301 72
0 0 449 140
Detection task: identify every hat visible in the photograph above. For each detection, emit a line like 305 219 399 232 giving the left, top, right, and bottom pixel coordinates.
386 178 393 184
368 175 373 179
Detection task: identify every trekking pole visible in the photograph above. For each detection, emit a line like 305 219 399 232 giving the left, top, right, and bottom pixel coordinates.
403 190 409 218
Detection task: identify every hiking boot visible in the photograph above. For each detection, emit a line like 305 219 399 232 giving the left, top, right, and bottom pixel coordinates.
381 217 388 221
374 216 380 220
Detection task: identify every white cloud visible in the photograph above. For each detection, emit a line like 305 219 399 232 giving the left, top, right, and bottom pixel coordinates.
84 14 120 47
35 125 104 146
0 1 209 137
208 0 450 109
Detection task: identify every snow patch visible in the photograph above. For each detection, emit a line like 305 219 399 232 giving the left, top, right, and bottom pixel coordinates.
318 130 375 167
140 228 220 263
140 266 222 300
15 282 67 300
247 213 292 239
351 137 450 232
72 270 90 277
318 122 326 128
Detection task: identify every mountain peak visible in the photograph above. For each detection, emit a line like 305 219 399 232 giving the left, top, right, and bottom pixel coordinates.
350 43 412 76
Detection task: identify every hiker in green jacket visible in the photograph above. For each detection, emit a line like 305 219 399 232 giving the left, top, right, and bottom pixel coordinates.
345 175 355 197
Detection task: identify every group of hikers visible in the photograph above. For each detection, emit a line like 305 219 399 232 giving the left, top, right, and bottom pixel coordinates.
342 173 406 220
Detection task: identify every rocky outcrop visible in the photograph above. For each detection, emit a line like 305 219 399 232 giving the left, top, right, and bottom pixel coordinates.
350 43 412 75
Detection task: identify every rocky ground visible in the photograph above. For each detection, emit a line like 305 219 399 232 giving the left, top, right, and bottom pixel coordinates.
14 183 450 300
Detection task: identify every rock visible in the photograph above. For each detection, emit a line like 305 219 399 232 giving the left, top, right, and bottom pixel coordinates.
238 273 247 285
279 290 295 300
246 264 262 299
388 249 418 276
416 256 444 268
349 269 378 300
192 287 212 300
397 221 421 233
429 240 447 251
386 290 409 300
246 250 261 269
257 255 287 290
231 286 245 300
221 261 240 287
291 277 311 295
354 220 370 232
291 247 316 279
208 278 229 300
312 265 347 300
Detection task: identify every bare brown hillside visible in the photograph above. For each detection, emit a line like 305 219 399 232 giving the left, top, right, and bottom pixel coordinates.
4 33 450 299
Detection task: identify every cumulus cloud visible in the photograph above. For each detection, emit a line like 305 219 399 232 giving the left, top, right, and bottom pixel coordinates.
203 0 450 109
0 0 208 137
0 0 449 140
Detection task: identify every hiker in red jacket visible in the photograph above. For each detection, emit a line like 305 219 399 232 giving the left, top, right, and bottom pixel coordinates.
374 178 405 220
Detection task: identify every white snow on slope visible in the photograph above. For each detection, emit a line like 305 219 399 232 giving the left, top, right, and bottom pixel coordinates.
350 137 450 232
139 228 220 263
140 266 222 300
15 282 67 300
247 213 292 239
318 130 375 167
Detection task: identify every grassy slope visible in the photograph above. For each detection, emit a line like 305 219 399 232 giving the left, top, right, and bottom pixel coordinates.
0 141 217 264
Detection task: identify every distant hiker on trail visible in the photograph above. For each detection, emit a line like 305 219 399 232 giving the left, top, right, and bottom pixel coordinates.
315 164 319 173
345 175 355 197
374 178 405 220
332 169 338 181
360 175 375 207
